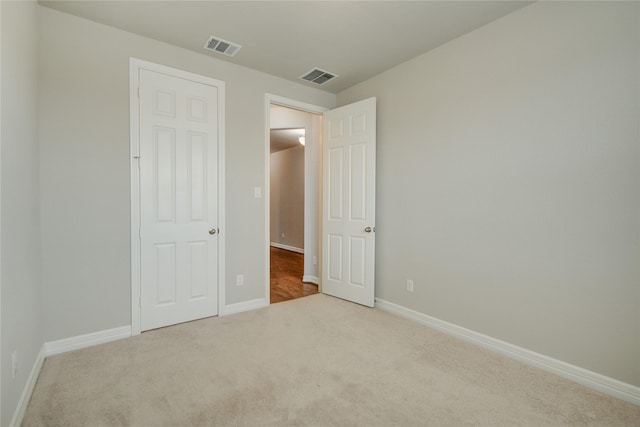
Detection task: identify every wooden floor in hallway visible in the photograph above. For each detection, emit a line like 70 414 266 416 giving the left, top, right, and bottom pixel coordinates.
270 247 318 303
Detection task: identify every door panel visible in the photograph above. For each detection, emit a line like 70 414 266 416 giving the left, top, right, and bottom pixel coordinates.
188 241 207 299
328 147 344 220
322 98 376 307
155 243 176 304
350 143 366 220
188 132 207 221
349 236 366 287
139 69 219 331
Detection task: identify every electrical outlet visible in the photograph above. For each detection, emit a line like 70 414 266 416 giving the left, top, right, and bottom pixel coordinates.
236 274 244 286
406 279 414 293
11 350 18 378
254 187 262 198
281 232 285 239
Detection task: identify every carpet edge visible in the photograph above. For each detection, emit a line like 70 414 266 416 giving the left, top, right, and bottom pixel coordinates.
9 344 45 427
374 297 640 407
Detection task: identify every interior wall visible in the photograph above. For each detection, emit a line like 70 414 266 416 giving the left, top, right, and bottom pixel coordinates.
38 6 335 342
337 1 640 386
1 1 43 424
270 146 305 250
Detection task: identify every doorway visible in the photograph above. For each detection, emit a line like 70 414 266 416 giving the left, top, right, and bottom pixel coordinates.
265 95 377 308
266 96 326 304
269 125 311 302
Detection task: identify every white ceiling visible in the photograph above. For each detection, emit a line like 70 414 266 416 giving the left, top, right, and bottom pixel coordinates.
39 1 532 94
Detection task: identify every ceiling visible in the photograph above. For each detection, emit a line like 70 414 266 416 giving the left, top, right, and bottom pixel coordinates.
39 1 532 94
271 128 305 153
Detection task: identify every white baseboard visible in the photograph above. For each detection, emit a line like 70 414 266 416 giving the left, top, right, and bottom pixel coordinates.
9 345 45 427
270 243 304 254
375 298 640 407
44 325 132 357
221 298 267 316
9 326 132 426
302 275 319 284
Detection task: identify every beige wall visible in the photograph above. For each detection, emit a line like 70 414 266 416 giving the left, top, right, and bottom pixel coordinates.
1 1 43 424
270 146 305 250
338 1 640 386
38 6 335 341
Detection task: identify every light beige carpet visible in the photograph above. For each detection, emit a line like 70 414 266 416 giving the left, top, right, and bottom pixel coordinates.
23 294 640 426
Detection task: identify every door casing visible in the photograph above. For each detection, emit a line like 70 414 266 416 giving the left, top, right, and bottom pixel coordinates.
130 58 226 335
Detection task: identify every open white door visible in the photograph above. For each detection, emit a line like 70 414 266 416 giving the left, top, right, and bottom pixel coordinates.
322 98 376 307
138 68 221 331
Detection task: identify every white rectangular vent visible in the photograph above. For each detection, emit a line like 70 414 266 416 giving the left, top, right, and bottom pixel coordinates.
203 35 241 57
300 68 337 85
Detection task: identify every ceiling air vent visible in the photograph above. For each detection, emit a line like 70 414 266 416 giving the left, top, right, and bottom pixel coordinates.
300 68 338 85
203 35 241 57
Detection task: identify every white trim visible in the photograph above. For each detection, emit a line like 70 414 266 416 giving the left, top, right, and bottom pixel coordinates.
44 326 132 357
270 242 304 254
264 94 328 306
217 75 227 329
129 58 141 335
220 298 267 316
9 345 45 427
267 94 330 115
130 58 226 335
375 298 640 407
302 275 319 285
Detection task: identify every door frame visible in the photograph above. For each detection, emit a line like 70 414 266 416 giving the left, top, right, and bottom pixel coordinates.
130 58 226 335
264 94 328 303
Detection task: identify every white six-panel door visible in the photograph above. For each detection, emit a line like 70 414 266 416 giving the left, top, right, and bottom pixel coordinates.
322 98 376 307
139 69 220 331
